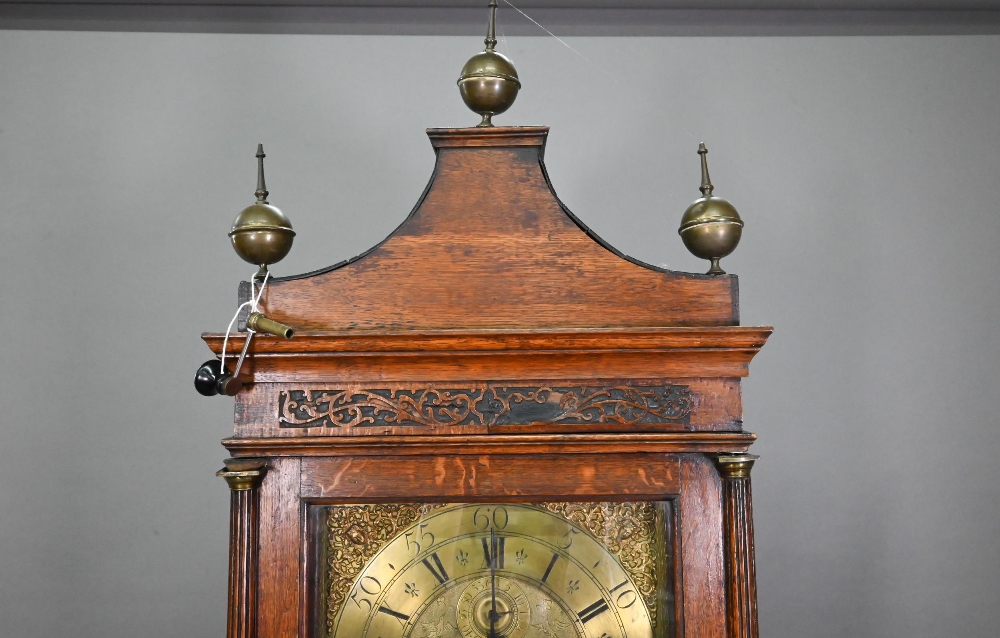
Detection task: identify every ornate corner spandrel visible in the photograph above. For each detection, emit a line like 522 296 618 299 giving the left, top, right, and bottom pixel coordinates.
319 501 667 636
323 504 449 635
540 502 664 629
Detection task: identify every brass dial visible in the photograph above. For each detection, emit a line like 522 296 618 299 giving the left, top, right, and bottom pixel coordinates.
329 504 655 638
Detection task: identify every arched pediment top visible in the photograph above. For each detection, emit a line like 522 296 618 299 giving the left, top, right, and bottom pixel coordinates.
260 127 738 331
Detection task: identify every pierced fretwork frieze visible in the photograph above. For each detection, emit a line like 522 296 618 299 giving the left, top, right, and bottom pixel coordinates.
278 383 693 429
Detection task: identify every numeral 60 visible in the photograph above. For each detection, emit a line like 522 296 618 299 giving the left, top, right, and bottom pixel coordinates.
473 506 509 530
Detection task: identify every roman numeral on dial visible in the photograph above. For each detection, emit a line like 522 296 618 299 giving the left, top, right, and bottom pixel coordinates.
577 598 610 624
541 553 559 583
481 535 505 569
377 606 410 622
421 552 450 584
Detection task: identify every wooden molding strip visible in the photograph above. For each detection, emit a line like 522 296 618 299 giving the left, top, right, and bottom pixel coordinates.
204 326 772 355
223 431 757 457
427 126 549 148
203 326 771 382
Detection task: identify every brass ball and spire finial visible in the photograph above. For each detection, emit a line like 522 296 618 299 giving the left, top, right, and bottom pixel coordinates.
458 0 520 127
229 144 295 279
678 144 744 275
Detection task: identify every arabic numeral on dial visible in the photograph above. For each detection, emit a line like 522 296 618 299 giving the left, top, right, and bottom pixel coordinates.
472 506 509 530
492 506 508 529
360 576 382 595
404 531 419 555
349 589 371 614
556 527 579 549
404 523 435 556
609 579 637 608
616 590 637 609
349 576 382 613
420 523 435 547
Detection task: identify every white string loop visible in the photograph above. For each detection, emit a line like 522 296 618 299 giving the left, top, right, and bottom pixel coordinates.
220 271 270 372
501 0 610 84
500 0 698 143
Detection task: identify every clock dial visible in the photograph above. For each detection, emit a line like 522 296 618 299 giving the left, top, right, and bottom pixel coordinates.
321 503 668 638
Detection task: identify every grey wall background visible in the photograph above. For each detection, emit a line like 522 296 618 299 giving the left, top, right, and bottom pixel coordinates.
1 24 999 638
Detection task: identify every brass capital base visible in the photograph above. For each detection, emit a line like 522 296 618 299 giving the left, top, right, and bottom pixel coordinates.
217 458 267 491
714 453 758 479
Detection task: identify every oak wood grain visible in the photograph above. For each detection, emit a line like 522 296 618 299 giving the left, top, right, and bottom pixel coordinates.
299 453 681 500
202 326 771 384
223 432 756 458
225 486 260 638
717 459 759 638
256 458 302 638
678 455 727 638
253 128 738 331
205 327 771 355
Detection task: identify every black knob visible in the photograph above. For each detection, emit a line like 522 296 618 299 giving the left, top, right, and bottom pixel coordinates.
194 359 223 396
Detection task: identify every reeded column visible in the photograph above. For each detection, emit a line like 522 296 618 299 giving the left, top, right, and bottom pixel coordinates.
714 454 759 638
217 458 268 638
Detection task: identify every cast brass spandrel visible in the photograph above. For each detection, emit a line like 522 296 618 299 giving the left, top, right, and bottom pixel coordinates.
317 502 670 638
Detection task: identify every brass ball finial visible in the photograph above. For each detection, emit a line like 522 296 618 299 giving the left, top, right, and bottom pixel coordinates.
458 0 520 127
678 143 744 275
229 144 295 279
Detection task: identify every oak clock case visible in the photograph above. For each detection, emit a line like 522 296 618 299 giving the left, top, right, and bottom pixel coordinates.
198 5 770 638
313 502 674 638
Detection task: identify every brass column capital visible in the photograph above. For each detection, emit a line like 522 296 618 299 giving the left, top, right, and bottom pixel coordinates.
714 453 759 479
217 458 267 491
713 452 760 638
218 457 266 638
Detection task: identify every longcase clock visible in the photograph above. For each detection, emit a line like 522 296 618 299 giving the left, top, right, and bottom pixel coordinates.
204 122 770 638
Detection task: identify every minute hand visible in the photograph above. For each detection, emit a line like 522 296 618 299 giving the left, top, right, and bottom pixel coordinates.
489 528 499 638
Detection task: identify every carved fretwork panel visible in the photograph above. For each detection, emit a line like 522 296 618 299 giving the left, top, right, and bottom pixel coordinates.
279 383 693 429
232 378 746 437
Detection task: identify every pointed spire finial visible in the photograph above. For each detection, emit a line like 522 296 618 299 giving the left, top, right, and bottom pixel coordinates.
679 142 744 275
485 0 498 51
230 142 295 280
458 0 519 127
698 143 714 198
255 143 269 203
